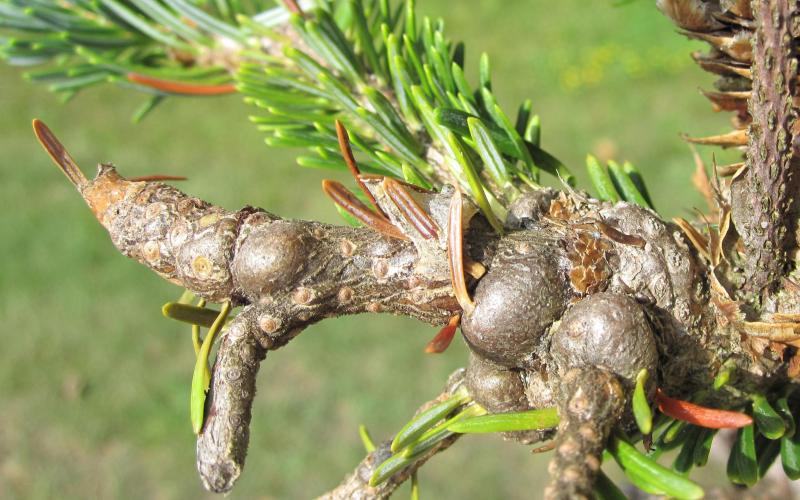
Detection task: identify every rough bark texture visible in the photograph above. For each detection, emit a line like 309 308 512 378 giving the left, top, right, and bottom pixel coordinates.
544 367 625 500
64 161 793 494
731 0 800 301
196 306 265 492
90 166 464 323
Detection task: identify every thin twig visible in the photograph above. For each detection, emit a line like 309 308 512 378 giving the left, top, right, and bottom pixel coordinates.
319 370 466 499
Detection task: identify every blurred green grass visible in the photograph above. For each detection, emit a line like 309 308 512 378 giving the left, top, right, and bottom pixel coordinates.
0 1 738 498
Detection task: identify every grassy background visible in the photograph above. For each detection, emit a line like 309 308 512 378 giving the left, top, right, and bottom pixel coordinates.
1 1 737 498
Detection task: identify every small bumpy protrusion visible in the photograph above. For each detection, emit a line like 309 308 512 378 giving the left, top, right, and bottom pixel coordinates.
461 233 570 368
173 212 239 301
465 352 528 413
232 220 307 299
550 292 657 387
465 352 554 444
601 203 702 322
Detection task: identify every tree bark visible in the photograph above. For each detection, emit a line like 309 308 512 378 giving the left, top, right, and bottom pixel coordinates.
544 368 625 500
731 0 800 303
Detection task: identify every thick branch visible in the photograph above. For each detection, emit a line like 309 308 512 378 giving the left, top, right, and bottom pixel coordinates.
731 0 800 300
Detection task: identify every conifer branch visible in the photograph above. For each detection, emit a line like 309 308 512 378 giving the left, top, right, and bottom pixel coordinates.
1 0 575 226
12 1 800 498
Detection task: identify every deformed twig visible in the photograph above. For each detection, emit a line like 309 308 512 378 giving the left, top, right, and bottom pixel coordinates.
32 121 469 493
196 306 266 493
